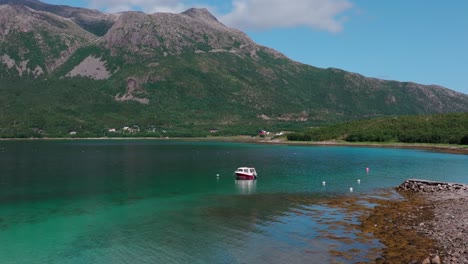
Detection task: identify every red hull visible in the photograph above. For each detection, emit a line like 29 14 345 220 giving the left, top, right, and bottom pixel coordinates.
235 173 256 180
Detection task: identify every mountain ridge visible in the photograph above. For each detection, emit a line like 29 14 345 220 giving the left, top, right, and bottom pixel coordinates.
182 8 221 23
0 0 467 138
97 9 286 61
0 0 116 36
0 4 98 75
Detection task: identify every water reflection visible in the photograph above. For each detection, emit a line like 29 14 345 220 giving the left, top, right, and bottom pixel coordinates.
235 180 256 194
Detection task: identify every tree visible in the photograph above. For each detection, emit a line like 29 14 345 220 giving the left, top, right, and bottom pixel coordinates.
460 135 468 145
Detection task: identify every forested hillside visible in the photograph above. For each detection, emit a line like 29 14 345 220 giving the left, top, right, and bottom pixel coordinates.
287 113 468 145
2 1 468 138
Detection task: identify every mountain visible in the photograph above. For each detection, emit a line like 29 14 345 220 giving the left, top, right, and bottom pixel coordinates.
0 4 97 75
1 1 468 138
0 0 116 36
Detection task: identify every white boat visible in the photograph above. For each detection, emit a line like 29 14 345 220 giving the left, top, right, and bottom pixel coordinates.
234 167 257 180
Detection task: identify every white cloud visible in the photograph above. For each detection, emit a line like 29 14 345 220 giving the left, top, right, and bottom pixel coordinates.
86 0 353 32
87 0 188 14
220 0 352 32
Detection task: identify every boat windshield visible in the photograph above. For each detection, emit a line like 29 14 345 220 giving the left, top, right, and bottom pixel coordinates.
236 168 255 173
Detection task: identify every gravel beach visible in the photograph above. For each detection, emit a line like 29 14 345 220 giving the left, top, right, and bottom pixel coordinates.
397 180 468 264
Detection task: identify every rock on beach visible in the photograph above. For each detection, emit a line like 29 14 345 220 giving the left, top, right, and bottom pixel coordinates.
398 179 468 264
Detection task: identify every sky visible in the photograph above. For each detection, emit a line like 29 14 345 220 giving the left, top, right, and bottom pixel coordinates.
43 0 468 94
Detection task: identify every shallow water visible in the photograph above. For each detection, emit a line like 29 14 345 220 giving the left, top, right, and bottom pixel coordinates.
1 140 467 263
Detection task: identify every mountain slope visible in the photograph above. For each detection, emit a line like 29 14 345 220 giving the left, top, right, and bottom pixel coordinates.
99 8 284 59
1 1 468 138
0 4 97 76
0 0 116 36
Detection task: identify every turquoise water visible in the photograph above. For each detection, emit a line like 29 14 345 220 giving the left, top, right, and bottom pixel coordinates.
1 140 467 263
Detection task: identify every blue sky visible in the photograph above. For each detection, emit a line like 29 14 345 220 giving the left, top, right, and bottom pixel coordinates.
43 0 468 94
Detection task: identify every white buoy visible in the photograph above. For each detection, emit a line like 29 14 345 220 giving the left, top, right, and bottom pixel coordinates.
366 167 370 173
216 174 220 177
322 181 326 186
357 179 361 184
350 187 353 192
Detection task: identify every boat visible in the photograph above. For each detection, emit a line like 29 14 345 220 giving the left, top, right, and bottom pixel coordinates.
234 167 257 180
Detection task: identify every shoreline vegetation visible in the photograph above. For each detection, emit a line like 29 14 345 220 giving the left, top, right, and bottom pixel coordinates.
287 113 468 141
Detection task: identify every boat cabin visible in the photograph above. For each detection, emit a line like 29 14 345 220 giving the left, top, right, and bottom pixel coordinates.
234 167 257 180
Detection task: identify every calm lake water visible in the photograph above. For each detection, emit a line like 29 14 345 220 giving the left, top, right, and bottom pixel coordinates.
1 140 467 263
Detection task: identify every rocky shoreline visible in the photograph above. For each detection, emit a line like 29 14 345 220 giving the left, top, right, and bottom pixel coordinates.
397 179 468 264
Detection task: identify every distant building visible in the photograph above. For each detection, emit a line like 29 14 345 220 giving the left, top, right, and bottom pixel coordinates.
108 128 117 133
69 131 77 136
123 126 140 133
258 130 267 136
209 128 218 133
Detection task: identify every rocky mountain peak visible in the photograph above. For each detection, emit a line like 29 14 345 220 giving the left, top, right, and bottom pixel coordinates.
182 8 219 23
100 8 286 60
0 4 95 39
0 3 97 76
0 0 117 36
0 0 40 6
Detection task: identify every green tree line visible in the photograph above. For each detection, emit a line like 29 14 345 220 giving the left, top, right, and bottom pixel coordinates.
288 113 468 145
